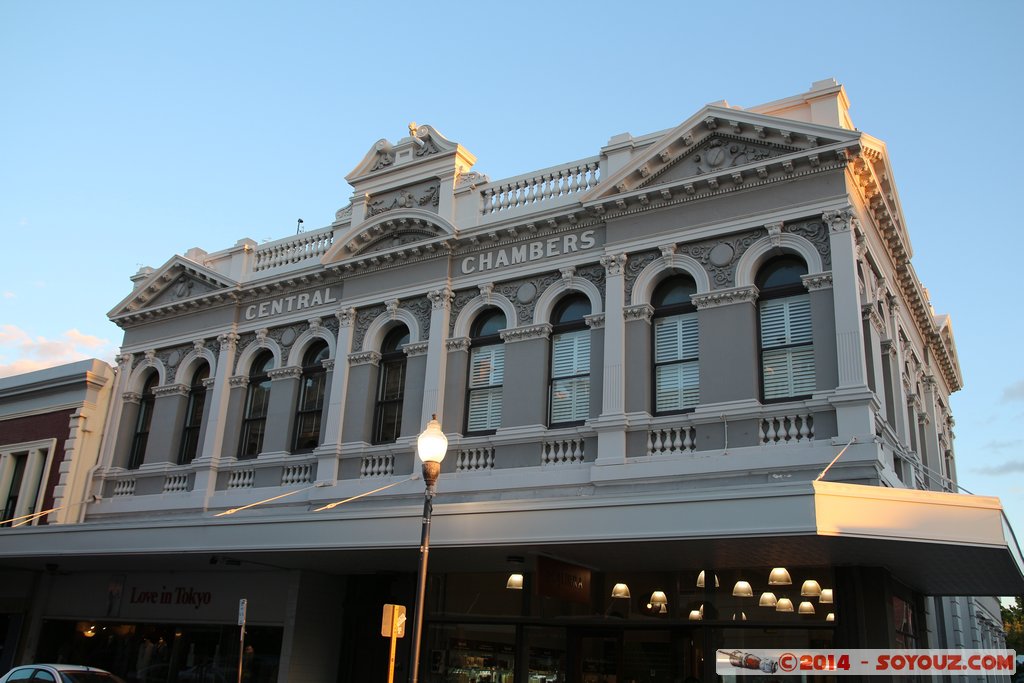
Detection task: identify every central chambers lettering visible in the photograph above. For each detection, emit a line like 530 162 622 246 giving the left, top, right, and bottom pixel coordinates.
461 230 596 275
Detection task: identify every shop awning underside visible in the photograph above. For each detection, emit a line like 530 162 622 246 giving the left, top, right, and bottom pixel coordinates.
1 481 1021 597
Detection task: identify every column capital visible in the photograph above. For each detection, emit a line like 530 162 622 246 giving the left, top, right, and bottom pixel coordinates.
691 285 759 310
822 207 855 233
500 323 552 343
601 253 628 276
428 288 454 311
268 366 302 381
445 337 471 353
584 313 606 329
623 304 654 323
403 341 430 357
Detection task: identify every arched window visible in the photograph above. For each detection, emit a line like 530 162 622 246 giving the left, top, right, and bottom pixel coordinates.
127 373 158 470
178 363 210 464
549 294 591 426
239 351 274 459
373 326 410 444
292 341 330 452
466 309 506 434
757 256 813 401
652 275 699 413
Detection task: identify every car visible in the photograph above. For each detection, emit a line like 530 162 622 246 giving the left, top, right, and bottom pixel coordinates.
0 664 126 683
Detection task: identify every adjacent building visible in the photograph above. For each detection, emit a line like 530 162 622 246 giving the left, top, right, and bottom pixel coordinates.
0 79 1019 682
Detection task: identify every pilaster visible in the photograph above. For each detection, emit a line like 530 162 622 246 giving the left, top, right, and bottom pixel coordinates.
421 287 453 429
316 307 356 481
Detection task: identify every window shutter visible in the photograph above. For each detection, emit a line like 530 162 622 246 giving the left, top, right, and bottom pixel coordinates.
656 361 699 411
550 330 590 423
760 294 816 400
467 345 504 431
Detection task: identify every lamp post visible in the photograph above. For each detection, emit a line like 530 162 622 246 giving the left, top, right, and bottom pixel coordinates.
409 414 447 683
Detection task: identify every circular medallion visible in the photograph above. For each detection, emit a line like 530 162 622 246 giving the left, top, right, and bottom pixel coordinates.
281 328 297 347
709 243 735 267
516 282 537 304
167 350 181 367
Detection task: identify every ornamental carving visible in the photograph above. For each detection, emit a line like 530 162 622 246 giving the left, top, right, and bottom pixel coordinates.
153 384 189 398
802 272 834 291
122 391 142 404
351 304 386 351
268 366 303 381
785 220 832 268
446 337 471 353
228 375 249 389
403 341 429 357
428 288 454 311
691 286 759 310
348 350 382 367
677 230 761 288
822 208 854 233
337 307 357 328
365 180 440 218
623 304 654 322
601 253 628 277
404 296 432 339
500 323 552 343
584 314 606 329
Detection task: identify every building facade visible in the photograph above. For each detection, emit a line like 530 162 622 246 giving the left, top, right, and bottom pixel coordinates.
0 79 1020 682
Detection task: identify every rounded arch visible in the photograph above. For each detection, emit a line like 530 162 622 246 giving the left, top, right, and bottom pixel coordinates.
452 293 517 338
734 233 824 288
127 355 166 393
234 336 283 376
174 347 218 385
286 328 337 367
362 308 422 352
533 277 603 325
630 254 711 306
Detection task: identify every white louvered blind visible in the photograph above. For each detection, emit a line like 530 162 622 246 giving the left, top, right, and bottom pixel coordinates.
550 330 590 424
467 344 504 432
760 295 815 399
654 313 699 411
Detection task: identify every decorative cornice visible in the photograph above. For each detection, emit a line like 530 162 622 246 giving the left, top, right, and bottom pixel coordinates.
403 341 430 357
862 303 885 334
202 377 217 389
348 350 382 366
446 337 472 353
623 303 654 323
500 323 552 343
268 366 303 380
321 358 336 371
584 313 606 329
228 375 249 389
801 271 833 291
217 332 240 349
601 253 628 277
122 391 142 404
153 384 189 398
691 285 759 310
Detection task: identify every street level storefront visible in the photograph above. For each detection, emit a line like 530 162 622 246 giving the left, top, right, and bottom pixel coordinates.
6 481 1022 682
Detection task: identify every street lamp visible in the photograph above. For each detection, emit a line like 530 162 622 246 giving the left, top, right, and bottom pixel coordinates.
409 414 447 683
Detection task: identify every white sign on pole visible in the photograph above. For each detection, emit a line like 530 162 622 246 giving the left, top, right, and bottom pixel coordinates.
238 598 248 626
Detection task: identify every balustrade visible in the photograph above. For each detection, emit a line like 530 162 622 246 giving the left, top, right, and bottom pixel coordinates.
162 474 189 493
227 469 255 489
252 227 335 273
112 479 136 497
281 463 313 485
647 425 697 456
481 159 600 216
541 438 585 465
457 447 495 472
361 453 394 477
760 413 815 445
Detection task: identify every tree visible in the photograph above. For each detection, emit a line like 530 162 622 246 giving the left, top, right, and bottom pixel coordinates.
1002 597 1023 681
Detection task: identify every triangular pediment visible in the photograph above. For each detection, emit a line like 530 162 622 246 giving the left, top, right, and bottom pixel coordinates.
109 255 238 320
585 105 862 201
321 208 458 265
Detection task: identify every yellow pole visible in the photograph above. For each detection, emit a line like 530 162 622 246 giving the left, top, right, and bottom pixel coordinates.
387 605 399 683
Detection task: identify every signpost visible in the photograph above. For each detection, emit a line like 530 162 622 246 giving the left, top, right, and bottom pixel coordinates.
382 604 407 683
237 598 247 683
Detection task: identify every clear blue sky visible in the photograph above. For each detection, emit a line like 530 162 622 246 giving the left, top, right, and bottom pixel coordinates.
2 2 1021 549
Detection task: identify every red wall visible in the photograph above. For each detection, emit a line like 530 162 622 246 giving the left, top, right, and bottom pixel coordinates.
0 409 74 524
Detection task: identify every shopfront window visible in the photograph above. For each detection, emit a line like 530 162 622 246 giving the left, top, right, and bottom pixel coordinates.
35 619 282 683
425 623 516 683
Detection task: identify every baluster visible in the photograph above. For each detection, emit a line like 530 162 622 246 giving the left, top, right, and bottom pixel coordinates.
786 416 798 442
570 440 579 462
672 428 683 454
651 430 663 455
798 414 810 442
683 428 694 452
487 448 495 468
764 419 776 445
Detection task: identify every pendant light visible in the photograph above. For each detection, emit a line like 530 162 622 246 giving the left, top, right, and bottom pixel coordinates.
768 567 792 586
819 588 834 604
798 601 815 615
732 581 753 598
776 597 794 613
800 580 822 597
758 592 778 607
696 571 719 588
506 573 524 590
611 583 631 599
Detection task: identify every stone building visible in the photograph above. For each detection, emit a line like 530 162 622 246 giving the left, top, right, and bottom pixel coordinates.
0 79 1018 682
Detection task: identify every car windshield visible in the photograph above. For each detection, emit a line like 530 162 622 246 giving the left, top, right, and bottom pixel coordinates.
60 674 126 683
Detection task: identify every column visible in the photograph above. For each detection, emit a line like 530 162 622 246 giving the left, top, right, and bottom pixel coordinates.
112 392 142 470
441 338 471 435
595 253 627 465
194 333 237 500
420 287 453 428
823 209 875 439
316 308 356 481
921 375 944 489
143 384 189 465
99 353 136 470
861 303 887 419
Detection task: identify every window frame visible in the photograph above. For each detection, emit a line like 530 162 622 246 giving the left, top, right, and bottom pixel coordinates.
464 309 507 435
548 294 592 428
291 341 330 453
127 373 158 470
372 327 410 445
238 351 274 459
650 275 700 416
177 364 210 465
756 257 814 403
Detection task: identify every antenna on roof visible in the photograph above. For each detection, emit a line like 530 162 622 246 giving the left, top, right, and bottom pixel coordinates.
296 218 304 234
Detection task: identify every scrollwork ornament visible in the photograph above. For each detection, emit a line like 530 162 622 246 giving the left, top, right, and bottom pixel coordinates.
336 307 356 328
428 288 454 311
822 208 854 233
216 332 240 352
446 337 471 353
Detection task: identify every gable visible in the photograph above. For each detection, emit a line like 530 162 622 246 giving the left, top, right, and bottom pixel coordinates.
586 106 862 201
109 256 238 320
321 208 458 266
